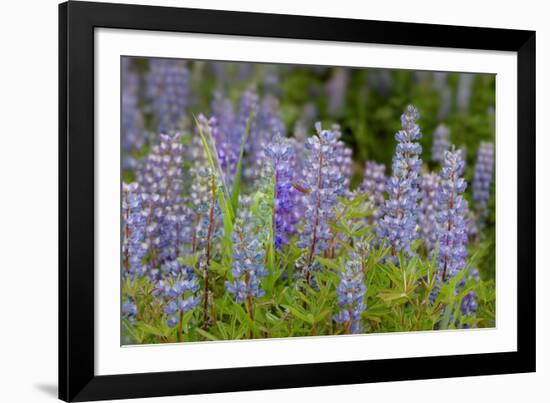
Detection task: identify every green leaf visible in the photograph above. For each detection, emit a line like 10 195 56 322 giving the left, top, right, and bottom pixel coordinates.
315 256 341 271
230 108 255 214
282 304 314 324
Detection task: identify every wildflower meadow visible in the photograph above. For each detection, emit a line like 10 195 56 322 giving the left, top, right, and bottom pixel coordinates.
121 57 496 344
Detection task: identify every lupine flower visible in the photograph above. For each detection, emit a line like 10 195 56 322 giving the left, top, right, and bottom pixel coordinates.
361 161 387 223
262 65 281 95
245 94 286 181
190 166 222 256
154 260 200 328
326 68 349 117
226 209 268 306
431 72 452 120
472 142 494 219
209 62 227 88
438 87 452 121
298 122 346 281
195 113 236 187
236 89 259 148
189 165 221 327
457 73 474 116
431 124 450 163
293 102 317 142
459 267 479 316
439 267 479 327
333 242 368 334
377 105 423 259
368 70 393 97
332 124 353 192
121 58 145 169
236 62 254 82
291 103 318 181
434 149 468 281
265 134 298 249
122 299 138 323
137 133 190 267
146 59 190 133
122 182 148 276
432 72 448 92
419 173 441 251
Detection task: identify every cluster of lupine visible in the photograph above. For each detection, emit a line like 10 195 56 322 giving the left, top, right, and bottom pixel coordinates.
297 122 347 281
457 73 474 116
122 182 148 277
225 208 268 306
431 124 450 163
361 161 387 224
146 59 190 133
377 105 423 259
121 59 496 343
434 149 469 281
473 142 495 219
121 58 145 168
265 134 298 249
333 242 368 334
155 261 201 328
136 132 190 267
326 68 349 117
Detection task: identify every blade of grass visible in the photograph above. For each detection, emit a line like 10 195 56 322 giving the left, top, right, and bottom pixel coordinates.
230 108 255 214
194 115 235 256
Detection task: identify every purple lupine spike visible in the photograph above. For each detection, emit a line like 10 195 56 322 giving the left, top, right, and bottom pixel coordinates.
262 65 281 95
293 102 318 142
189 164 221 328
457 73 474 116
434 149 468 282
377 105 423 259
236 89 258 147
333 242 368 334
472 142 494 219
154 260 200 328
291 103 318 183
136 132 191 269
431 124 450 163
122 299 138 323
195 112 237 187
146 59 190 133
209 62 226 87
121 58 145 169
298 122 346 282
419 173 440 251
225 211 268 305
190 166 221 255
432 72 452 120
122 182 148 277
332 124 353 192
362 161 387 224
245 94 286 181
460 291 478 316
326 68 349 118
368 70 393 97
265 134 298 249
432 72 448 92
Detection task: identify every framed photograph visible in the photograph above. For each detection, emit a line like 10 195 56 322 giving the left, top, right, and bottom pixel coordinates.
59 1 535 401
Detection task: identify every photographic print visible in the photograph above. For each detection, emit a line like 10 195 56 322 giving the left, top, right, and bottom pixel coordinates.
120 56 496 345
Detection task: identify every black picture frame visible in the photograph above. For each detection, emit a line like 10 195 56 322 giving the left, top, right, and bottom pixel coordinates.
59 1 536 401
